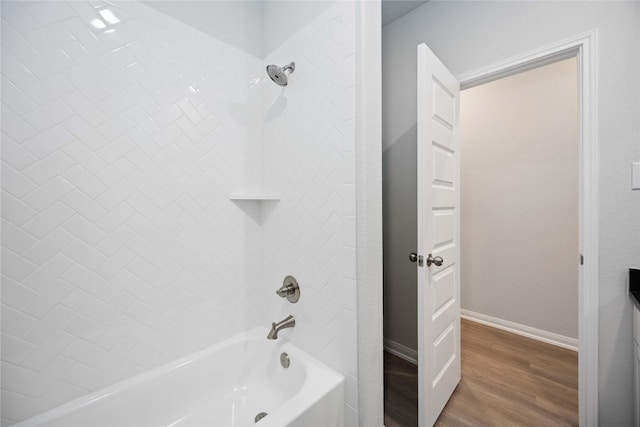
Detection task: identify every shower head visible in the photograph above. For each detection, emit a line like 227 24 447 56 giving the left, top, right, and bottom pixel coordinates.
266 62 295 86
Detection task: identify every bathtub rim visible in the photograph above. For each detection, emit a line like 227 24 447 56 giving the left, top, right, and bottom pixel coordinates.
13 327 344 427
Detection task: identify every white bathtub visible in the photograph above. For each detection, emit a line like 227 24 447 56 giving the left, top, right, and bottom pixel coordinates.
15 328 344 427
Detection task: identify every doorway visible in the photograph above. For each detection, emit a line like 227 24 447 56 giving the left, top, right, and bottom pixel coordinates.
459 57 579 348
383 33 598 425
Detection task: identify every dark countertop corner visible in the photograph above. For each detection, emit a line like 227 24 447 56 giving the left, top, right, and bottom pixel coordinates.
630 268 640 310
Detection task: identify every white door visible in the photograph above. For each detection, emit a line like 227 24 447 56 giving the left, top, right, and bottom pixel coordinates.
416 43 461 427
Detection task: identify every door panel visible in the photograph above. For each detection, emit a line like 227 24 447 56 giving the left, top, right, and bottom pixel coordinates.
433 147 455 185
433 324 456 379
433 81 455 126
432 210 454 246
432 267 455 312
417 43 461 427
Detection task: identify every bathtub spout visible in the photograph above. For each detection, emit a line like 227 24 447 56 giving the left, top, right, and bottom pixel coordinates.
267 315 295 340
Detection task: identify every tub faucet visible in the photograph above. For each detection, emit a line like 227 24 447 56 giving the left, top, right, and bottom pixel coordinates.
267 315 295 340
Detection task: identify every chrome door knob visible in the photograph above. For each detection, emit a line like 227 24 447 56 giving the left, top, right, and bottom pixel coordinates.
409 253 424 266
426 254 444 267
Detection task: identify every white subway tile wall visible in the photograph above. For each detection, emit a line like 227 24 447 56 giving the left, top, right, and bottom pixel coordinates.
261 2 357 421
1 1 358 426
0 1 264 424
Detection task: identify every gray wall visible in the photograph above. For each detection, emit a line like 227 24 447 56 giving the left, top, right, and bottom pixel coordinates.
460 58 579 339
382 120 417 350
382 2 640 424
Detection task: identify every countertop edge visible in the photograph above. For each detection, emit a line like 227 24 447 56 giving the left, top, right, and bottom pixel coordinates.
630 291 640 311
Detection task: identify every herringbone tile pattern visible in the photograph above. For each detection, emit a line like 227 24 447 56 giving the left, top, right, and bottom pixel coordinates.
1 1 266 425
2 1 358 425
262 3 357 422
1 1 358 425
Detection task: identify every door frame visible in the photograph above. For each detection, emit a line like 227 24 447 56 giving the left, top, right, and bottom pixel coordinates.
456 31 599 426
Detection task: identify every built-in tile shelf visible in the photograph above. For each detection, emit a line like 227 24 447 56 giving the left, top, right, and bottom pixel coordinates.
228 192 280 224
228 193 281 201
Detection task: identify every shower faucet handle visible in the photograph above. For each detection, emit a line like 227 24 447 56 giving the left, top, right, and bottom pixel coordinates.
276 275 300 303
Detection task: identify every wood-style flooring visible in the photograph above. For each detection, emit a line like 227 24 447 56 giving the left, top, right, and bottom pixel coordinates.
384 319 578 427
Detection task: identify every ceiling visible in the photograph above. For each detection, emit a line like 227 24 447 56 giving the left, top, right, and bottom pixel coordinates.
382 0 428 26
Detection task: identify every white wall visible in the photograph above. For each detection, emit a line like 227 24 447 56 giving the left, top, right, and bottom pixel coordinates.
382 2 640 424
144 1 336 60
0 1 359 425
460 58 579 339
142 1 265 58
260 2 358 424
354 2 383 426
262 1 333 57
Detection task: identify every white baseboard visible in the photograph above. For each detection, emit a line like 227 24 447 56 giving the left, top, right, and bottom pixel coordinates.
461 309 578 352
383 338 418 365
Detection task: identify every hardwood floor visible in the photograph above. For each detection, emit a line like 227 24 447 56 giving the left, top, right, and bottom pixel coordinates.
385 349 418 427
384 319 578 427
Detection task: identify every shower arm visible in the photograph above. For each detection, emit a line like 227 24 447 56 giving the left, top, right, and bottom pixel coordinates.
282 62 295 73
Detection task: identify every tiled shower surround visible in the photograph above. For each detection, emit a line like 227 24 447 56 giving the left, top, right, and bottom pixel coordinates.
0 1 357 425
262 4 357 423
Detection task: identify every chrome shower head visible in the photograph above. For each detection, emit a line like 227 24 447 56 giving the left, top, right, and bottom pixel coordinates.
266 62 295 86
